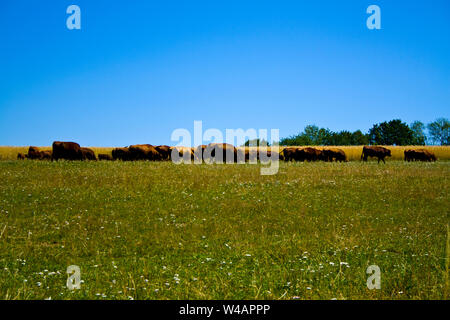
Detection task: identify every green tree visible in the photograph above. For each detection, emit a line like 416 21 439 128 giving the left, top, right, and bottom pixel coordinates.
279 133 312 146
368 119 414 145
303 125 319 144
410 121 426 145
351 130 370 145
243 139 269 147
427 118 449 145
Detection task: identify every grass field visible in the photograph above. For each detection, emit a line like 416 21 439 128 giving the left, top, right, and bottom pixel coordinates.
1 145 450 161
0 159 448 300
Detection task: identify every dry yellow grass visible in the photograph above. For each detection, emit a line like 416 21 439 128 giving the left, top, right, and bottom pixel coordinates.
1 145 449 161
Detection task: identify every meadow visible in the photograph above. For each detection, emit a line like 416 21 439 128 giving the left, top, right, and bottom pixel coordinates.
0 157 448 300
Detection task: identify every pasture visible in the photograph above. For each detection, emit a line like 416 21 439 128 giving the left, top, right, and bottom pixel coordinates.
0 158 448 300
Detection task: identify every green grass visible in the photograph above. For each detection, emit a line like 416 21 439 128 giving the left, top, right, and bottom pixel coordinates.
0 160 448 299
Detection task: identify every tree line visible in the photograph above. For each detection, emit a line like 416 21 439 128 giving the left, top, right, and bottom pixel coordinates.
275 118 449 146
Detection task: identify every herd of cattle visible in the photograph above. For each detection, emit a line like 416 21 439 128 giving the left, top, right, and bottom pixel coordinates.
16 141 437 163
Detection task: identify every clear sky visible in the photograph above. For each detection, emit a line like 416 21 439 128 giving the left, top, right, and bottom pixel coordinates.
1 0 449 146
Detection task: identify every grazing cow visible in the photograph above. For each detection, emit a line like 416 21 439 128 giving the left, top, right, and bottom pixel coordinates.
361 146 391 163
98 153 113 161
323 148 347 162
404 149 436 162
81 147 97 160
258 149 279 163
298 147 323 162
204 143 237 163
170 146 194 163
155 145 172 161
112 147 131 161
247 147 259 163
404 149 414 162
40 150 52 160
236 147 258 163
282 147 299 162
26 146 52 160
52 141 83 161
27 146 42 160
193 145 208 163
420 149 437 162
17 152 26 160
128 144 160 161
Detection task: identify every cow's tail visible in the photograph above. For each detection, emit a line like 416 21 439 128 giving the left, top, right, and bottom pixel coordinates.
360 148 364 161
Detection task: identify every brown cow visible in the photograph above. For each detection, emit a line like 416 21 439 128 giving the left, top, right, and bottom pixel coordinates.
40 150 52 160
361 146 391 163
155 145 172 161
26 146 51 160
52 141 83 161
404 149 414 162
323 148 347 162
235 147 257 163
27 146 42 160
128 144 160 161
170 146 194 163
258 148 280 163
193 145 207 163
112 147 131 161
404 149 436 162
98 153 113 161
81 147 97 160
17 152 26 160
282 147 299 162
420 149 437 162
204 143 237 163
298 147 323 162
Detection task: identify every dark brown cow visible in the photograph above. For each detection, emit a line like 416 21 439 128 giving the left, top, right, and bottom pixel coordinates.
52 141 83 161
155 145 172 160
26 146 51 160
128 144 159 161
404 149 436 162
27 146 42 159
323 148 347 162
112 147 131 161
282 147 324 162
204 143 237 163
258 149 280 163
235 147 257 163
193 145 207 163
170 147 194 163
98 153 113 161
17 152 26 160
298 147 323 161
40 150 52 160
244 147 258 163
81 147 97 160
282 147 299 162
361 146 391 163
404 149 414 162
420 149 437 162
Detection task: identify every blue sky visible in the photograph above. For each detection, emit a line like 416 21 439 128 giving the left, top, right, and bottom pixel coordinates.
0 0 449 146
